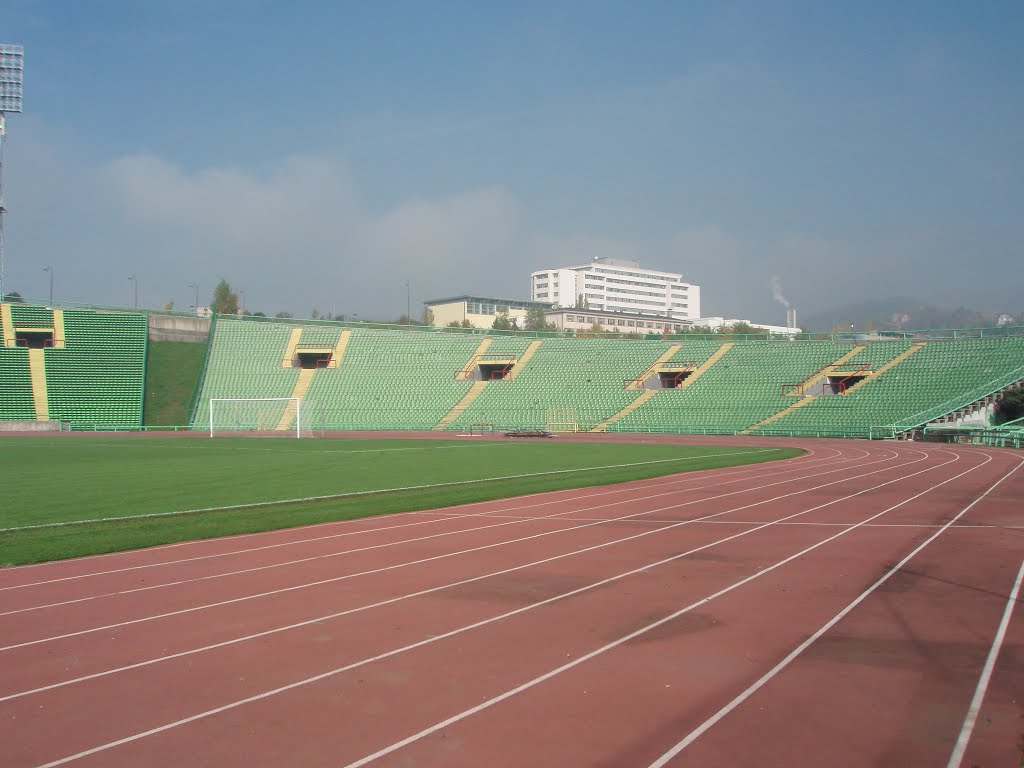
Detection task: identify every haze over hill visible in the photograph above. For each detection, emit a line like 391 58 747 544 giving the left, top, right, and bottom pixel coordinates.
800 298 1021 334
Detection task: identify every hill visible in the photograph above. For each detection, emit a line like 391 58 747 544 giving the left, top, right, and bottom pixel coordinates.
801 299 1020 333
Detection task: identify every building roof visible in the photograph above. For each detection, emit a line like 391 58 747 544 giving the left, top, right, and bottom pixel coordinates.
424 295 554 308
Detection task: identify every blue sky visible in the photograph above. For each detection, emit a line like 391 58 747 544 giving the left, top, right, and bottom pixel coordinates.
2 1 1022 322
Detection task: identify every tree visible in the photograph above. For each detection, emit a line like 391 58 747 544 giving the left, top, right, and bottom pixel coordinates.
162 300 174 311
447 320 463 328
2 291 24 303
994 389 1024 424
524 306 548 331
211 280 239 314
491 312 513 331
274 311 294 319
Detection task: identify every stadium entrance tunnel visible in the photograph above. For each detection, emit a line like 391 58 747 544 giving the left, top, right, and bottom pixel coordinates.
657 370 693 389
16 330 56 349
824 375 868 395
296 350 333 369
479 362 514 380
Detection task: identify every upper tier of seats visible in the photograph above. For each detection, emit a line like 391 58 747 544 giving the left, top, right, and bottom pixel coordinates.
189 318 1024 437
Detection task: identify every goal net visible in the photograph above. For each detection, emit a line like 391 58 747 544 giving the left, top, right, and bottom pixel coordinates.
208 398 324 438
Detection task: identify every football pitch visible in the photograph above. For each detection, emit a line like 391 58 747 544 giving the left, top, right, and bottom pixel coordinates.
0 436 801 565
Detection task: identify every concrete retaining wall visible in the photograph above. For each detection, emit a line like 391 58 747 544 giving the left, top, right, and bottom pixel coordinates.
148 314 210 342
0 420 63 432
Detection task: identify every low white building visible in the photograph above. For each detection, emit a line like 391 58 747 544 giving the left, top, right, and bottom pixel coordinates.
544 307 688 334
424 295 552 329
692 316 800 335
531 257 701 321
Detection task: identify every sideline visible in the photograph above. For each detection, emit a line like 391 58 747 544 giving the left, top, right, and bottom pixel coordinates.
0 449 779 533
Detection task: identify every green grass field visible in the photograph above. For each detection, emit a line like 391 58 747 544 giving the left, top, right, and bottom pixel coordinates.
0 436 801 565
143 340 208 426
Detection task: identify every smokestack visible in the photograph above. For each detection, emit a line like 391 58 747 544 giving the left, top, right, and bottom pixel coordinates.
787 307 797 330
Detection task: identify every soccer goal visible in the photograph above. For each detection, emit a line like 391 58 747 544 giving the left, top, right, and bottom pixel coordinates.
208 398 323 438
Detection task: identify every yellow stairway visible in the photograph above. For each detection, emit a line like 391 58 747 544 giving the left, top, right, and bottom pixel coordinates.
28 348 49 420
626 344 682 390
330 329 353 367
742 394 817 435
593 342 734 432
506 340 541 380
434 381 489 431
280 328 303 368
1 303 14 347
742 345 925 434
843 343 927 394
52 309 66 348
276 368 316 431
784 346 864 396
590 390 658 432
455 338 494 381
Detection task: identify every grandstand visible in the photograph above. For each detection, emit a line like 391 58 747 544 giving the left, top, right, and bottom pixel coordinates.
2 302 1023 440
0 303 147 429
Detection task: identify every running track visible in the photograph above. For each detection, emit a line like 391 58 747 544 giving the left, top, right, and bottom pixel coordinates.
1 437 1022 767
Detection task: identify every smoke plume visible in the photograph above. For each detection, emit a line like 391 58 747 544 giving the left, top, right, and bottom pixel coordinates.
770 276 790 308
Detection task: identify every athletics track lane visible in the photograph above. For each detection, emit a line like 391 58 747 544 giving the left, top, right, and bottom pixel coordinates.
0 440 1019 767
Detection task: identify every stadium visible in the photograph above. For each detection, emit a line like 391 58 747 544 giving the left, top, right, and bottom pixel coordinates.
2 6 1024 765
1 300 1022 766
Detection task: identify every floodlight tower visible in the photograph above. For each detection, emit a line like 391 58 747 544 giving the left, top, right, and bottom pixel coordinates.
0 44 24 303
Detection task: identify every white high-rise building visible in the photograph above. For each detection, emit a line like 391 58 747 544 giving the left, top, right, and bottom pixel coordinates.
530 257 700 320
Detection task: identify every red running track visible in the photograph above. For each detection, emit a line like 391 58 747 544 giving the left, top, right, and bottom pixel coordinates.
0 437 1021 768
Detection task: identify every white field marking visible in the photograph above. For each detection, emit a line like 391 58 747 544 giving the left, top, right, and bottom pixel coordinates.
4 448 948 704
341 451 997 768
418 514 1020 530
0 447 910 640
0 449 782 534
947 557 1024 768
30 449 975 767
0 440 509 455
2 444 838 571
0 451 872 609
646 453 1024 768
0 447 850 593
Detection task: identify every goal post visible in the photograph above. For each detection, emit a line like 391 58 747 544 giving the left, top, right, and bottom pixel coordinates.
208 398 323 438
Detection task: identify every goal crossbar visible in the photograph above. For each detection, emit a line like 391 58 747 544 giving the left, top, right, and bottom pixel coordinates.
208 397 317 438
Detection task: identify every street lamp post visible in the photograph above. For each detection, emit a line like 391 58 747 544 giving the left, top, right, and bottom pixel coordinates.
239 290 245 314
405 280 410 326
128 275 137 309
43 265 53 304
188 282 199 315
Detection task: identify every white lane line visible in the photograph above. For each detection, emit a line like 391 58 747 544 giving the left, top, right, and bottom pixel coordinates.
0 450 856 604
0 448 915 649
0 450 942 704
0 444 836 572
0 449 781 533
946 557 1024 768
0 447 849 593
22 450 965 765
420 515 1022 530
1 450 935 697
331 453 994 768
647 454 1023 768
0 451 874 611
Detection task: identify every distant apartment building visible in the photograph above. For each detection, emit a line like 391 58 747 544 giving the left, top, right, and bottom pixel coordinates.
530 257 701 321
